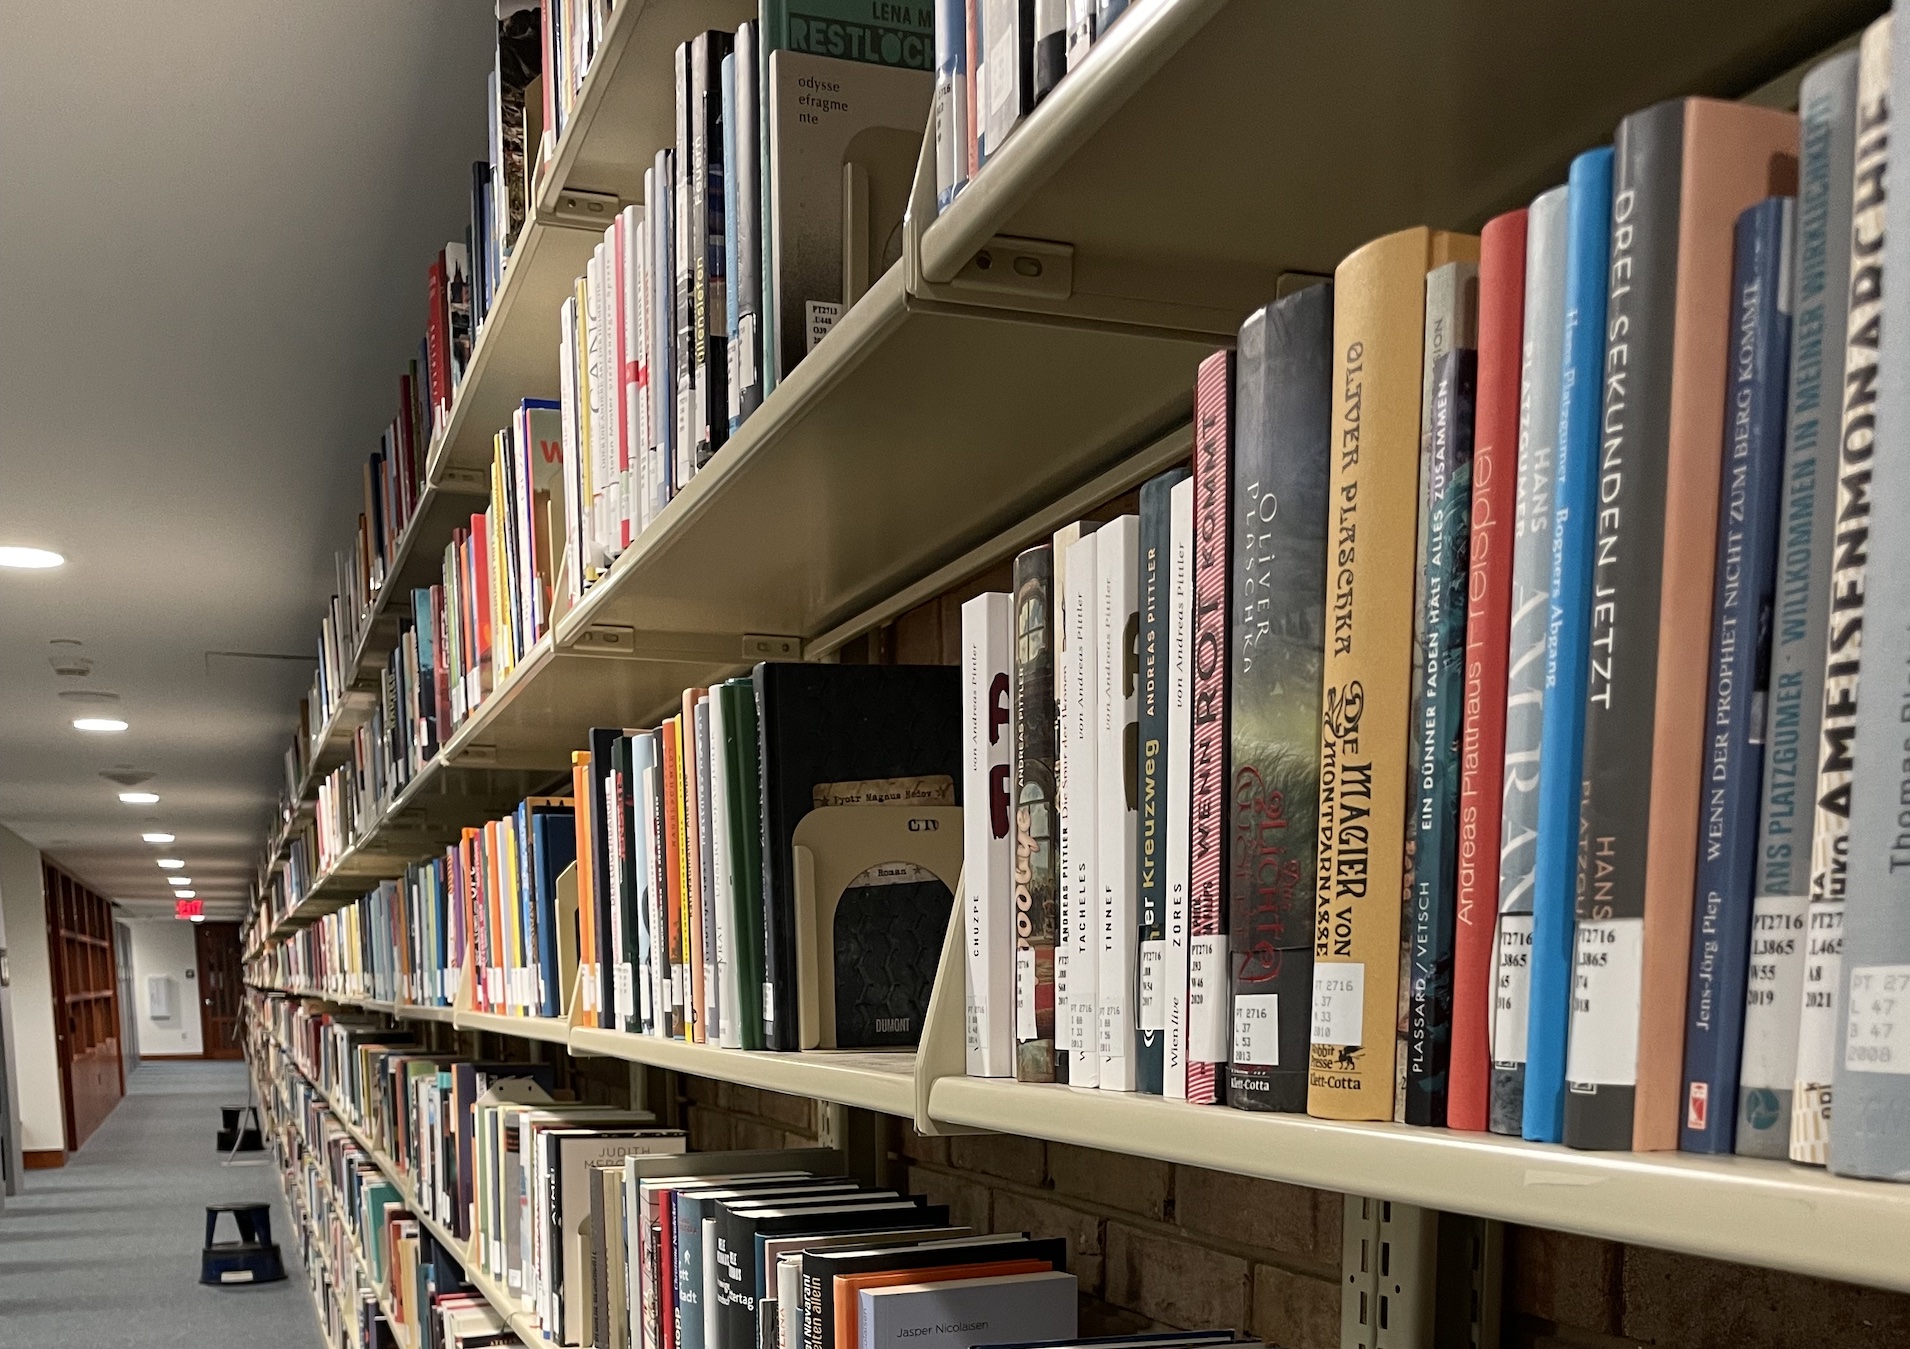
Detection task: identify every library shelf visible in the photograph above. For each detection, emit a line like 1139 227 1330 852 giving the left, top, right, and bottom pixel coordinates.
455 1007 574 1046
926 1076 1910 1294
569 1025 917 1118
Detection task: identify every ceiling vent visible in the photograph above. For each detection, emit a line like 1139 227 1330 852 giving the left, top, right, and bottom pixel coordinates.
99 769 154 787
50 653 93 677
58 689 121 704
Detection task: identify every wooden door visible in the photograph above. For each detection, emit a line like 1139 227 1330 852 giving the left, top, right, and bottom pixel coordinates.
42 863 124 1153
194 921 244 1059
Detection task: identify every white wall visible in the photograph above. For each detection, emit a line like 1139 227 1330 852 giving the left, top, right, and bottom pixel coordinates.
0 823 63 1153
124 918 203 1058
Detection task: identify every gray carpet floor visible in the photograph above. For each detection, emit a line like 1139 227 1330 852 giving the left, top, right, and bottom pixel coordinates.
0 1060 327 1348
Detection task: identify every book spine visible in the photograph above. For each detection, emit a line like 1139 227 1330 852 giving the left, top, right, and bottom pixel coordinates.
1524 150 1612 1142
1738 49 1859 1160
1097 516 1141 1092
674 47 695 489
1188 348 1233 1105
696 697 720 1044
734 23 763 426
1226 286 1333 1114
935 0 967 209
1012 545 1060 1083
980 0 1034 162
722 53 741 441
652 149 676 512
1400 259 1480 1126
683 690 708 1043
1563 104 1686 1152
1312 229 1475 1119
1165 478 1197 1099
1680 198 1795 1153
1065 0 1095 70
1033 0 1066 103
1061 529 1102 1087
1136 469 1188 1095
1797 15 1891 1165
963 592 1017 1078
1834 6 1910 1179
693 30 733 467
1454 211 1528 1134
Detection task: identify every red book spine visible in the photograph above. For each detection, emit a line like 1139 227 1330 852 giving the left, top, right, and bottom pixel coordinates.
660 718 684 1039
1188 349 1234 1105
427 254 450 416
1450 209 1527 1129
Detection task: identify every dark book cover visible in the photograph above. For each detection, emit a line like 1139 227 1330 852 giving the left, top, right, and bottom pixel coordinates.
450 1061 553 1240
496 5 541 252
1033 0 1066 103
717 679 767 1048
1135 470 1188 1093
530 801 577 1018
752 663 961 1051
674 43 696 485
691 30 735 468
799 1236 1067 1349
1401 261 1480 1126
614 732 642 1033
716 1201 943 1349
1013 544 1061 1083
734 22 764 425
587 727 622 1028
1566 103 1684 1152
1226 284 1333 1114
1680 196 1793 1153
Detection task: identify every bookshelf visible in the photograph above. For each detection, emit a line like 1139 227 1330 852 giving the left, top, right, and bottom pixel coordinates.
247 0 1910 1324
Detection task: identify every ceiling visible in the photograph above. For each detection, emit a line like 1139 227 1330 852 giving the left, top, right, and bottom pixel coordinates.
0 1 494 919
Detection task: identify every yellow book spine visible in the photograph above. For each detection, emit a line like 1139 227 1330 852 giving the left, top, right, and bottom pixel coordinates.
1309 226 1479 1120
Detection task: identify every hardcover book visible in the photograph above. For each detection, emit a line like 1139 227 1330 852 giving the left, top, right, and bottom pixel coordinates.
1680 197 1795 1153
1564 97 1796 1153
1136 469 1189 1094
1226 286 1332 1114
1012 545 1061 1082
734 23 765 426
1795 14 1891 1166
1737 47 1860 1161
1060 528 1103 1087
1164 478 1196 1099
963 592 1017 1076
857 1272 1077 1349
1096 516 1141 1092
1400 258 1480 1127
1309 227 1478 1121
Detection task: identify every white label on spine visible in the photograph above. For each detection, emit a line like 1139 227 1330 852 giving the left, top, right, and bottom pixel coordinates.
1138 940 1166 1032
1015 947 1037 1041
1490 915 1533 1066
805 301 841 353
1565 918 1643 1086
738 313 758 390
1739 894 1808 1088
1795 902 1845 1082
619 962 637 1022
1187 935 1228 1062
1844 964 1910 1074
1311 962 1364 1047
763 980 776 1022
670 964 686 1009
1232 994 1279 1067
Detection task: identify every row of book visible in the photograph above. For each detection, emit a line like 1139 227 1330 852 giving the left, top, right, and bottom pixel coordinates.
256 993 1259 1349
556 23 931 599
957 26 1910 1182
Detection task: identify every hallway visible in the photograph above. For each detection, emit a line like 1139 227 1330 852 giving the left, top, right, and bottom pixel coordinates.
0 1060 325 1348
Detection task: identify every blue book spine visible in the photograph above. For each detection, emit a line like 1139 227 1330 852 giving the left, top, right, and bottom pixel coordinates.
935 0 967 210
721 53 742 438
1523 145 1612 1144
534 809 578 1018
1681 198 1796 1151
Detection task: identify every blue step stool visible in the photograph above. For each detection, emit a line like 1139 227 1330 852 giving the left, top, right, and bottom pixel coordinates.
199 1203 286 1286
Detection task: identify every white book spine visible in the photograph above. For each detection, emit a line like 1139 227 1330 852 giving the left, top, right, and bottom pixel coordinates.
640 164 659 532
608 217 628 559
1062 530 1102 1085
557 295 586 596
621 204 645 550
962 592 1017 1076
585 245 607 579
710 693 742 1049
1097 517 1140 1090
639 761 666 1034
1164 479 1195 1099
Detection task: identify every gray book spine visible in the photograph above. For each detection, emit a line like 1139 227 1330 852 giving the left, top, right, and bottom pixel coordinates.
734 22 763 423
1832 4 1910 1183
1794 15 1891 1165
1735 47 1859 1160
1489 185 1569 1135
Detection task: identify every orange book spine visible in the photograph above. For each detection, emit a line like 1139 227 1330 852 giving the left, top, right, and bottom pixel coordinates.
660 717 684 1037
572 751 597 1020
681 688 708 1042
832 1260 1053 1349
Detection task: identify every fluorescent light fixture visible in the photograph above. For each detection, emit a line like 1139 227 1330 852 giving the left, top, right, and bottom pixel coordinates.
156 858 184 869
72 717 127 732
0 546 63 569
142 832 174 843
177 891 198 900
189 914 204 922
118 791 159 804
166 875 192 886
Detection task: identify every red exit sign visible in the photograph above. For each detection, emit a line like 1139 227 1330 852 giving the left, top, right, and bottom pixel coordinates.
174 898 203 919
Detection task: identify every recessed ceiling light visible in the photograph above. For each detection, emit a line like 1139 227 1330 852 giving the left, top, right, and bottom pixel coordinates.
0 546 64 569
73 717 128 733
167 876 192 886
176 891 198 900
189 913 204 922
118 791 159 804
156 859 184 869
142 832 174 844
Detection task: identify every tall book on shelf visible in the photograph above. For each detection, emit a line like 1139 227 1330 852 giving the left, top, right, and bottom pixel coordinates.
1013 546 1061 1083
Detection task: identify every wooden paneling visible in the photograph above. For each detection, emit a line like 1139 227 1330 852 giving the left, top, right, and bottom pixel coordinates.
42 863 124 1152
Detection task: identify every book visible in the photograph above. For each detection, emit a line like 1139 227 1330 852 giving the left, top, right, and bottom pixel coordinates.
766 50 931 381
1135 468 1189 1094
857 1271 1078 1349
734 22 765 427
1448 204 1529 1134
1400 257 1481 1126
721 678 768 1050
934 0 969 209
1833 46 1910 1180
981 0 1034 161
799 1236 1068 1349
963 592 1017 1077
1309 227 1478 1121
1680 196 1795 1154
1164 478 1196 1100
1187 349 1234 1105
690 30 735 469
683 688 710 1043
1060 528 1103 1087
1096 515 1141 1092
1033 0 1067 103
1523 149 1611 1144
1012 545 1061 1082
754 663 962 1050
1489 187 1567 1136
1225 285 1332 1114
723 52 742 441
1737 47 1861 1161
1796 14 1892 1167
1564 97 1797 1153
